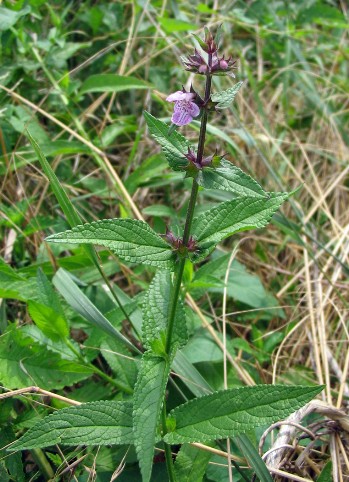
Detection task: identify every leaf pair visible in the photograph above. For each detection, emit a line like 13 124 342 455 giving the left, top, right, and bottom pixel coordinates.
9 385 322 450
45 192 289 269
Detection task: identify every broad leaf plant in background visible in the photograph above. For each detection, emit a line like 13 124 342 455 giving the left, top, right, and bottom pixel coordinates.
2 26 324 482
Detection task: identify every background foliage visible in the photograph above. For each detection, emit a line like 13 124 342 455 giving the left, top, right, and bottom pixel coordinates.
0 0 348 480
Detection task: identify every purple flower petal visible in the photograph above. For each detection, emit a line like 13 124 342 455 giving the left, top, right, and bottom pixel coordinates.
171 100 200 126
171 110 193 126
166 91 195 102
187 102 200 118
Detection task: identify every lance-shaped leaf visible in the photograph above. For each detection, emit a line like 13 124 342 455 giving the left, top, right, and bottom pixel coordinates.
192 192 289 248
46 218 175 269
80 74 150 94
164 385 323 444
211 81 244 109
8 401 133 451
144 111 190 171
133 352 171 482
197 159 266 197
143 271 188 351
53 268 140 354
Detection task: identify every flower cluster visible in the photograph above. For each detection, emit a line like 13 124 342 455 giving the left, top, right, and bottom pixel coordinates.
166 27 238 127
182 49 237 77
163 229 198 255
182 27 237 77
185 147 217 169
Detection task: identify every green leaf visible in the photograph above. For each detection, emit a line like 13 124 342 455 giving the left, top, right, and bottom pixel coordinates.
8 401 133 451
46 218 175 269
142 271 188 350
40 140 91 156
26 132 104 271
191 33 209 52
0 329 93 390
172 351 213 397
133 352 171 482
0 427 25 482
197 160 266 197
27 131 82 228
28 301 69 342
36 268 65 316
53 268 140 354
174 443 211 482
192 192 289 248
235 434 273 482
80 74 150 94
101 338 138 392
0 6 31 31
164 385 323 444
211 82 244 109
317 461 333 482
158 18 197 33
144 111 190 171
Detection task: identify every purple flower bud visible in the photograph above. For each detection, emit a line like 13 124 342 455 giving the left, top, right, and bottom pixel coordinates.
211 55 238 75
198 64 209 74
186 236 198 253
163 229 198 255
219 59 229 69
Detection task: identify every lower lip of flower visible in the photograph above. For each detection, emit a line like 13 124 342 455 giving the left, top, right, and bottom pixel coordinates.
171 100 200 126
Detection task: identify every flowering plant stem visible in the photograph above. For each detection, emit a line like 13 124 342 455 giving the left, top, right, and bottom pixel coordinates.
162 56 213 481
165 55 212 356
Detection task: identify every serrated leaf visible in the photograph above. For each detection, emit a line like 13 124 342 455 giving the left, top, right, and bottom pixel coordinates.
133 352 171 482
142 271 188 350
0 329 93 390
164 385 323 444
28 301 69 341
53 268 139 353
197 159 266 197
144 111 190 171
46 218 175 269
8 401 133 451
211 82 244 109
80 74 150 94
192 192 289 248
174 443 211 482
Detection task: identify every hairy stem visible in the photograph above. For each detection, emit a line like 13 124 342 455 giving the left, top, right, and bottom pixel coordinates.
162 402 177 482
162 56 213 481
165 57 213 354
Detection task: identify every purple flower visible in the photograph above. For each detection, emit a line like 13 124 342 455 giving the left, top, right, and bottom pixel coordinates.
166 91 200 126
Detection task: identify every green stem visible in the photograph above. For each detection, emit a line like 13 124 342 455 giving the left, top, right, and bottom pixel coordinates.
30 448 55 480
65 339 133 394
162 404 177 482
164 66 213 354
163 62 213 481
